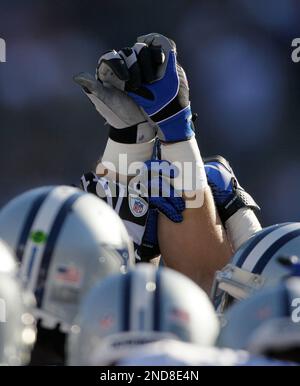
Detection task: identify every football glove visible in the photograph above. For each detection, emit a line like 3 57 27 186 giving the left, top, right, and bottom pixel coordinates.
204 155 260 224
97 33 195 143
81 160 185 261
73 72 155 144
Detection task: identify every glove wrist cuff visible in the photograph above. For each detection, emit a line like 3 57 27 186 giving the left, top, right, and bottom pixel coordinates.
217 188 260 224
156 105 195 143
108 122 155 144
100 138 155 175
160 137 208 208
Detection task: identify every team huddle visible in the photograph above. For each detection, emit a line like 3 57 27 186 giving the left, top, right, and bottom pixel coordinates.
0 33 299 366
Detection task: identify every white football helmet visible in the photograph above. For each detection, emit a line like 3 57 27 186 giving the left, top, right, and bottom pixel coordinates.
67 263 219 365
218 275 300 363
0 272 36 365
0 240 35 365
211 223 300 314
0 239 17 275
0 186 135 332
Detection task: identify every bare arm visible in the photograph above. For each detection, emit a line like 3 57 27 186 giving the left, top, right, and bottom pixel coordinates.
158 187 232 294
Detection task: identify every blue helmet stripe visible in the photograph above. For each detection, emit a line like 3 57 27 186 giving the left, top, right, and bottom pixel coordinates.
26 246 38 280
252 228 300 274
282 284 292 317
153 268 161 331
122 271 132 331
35 192 84 307
236 224 289 268
16 188 52 262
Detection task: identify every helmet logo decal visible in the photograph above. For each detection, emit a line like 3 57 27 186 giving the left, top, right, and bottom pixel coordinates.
16 189 51 262
30 230 47 244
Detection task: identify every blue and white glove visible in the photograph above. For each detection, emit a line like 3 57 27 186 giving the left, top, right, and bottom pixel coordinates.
97 33 195 143
135 159 185 261
135 154 260 242
133 159 185 223
136 209 160 261
204 155 260 224
73 72 156 144
81 160 185 262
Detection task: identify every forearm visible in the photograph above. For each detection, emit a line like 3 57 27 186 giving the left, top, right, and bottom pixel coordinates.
158 187 232 294
157 138 233 293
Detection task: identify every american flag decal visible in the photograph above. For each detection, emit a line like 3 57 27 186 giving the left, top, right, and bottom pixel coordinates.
100 315 114 329
55 265 82 286
256 306 272 320
170 308 190 323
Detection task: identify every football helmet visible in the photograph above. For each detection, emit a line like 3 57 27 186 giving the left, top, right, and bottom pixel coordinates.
0 272 36 365
0 186 134 332
67 263 219 365
211 222 300 313
218 275 300 363
0 239 17 275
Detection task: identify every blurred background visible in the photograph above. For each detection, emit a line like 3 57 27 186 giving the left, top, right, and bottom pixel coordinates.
0 0 300 225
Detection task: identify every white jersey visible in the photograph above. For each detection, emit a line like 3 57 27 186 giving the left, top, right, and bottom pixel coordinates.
116 340 294 366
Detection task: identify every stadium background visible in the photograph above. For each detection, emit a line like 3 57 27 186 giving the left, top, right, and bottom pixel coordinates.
0 0 300 225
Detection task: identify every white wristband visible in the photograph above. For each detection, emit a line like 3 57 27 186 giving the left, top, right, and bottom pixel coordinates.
160 137 208 208
98 138 155 175
225 208 262 252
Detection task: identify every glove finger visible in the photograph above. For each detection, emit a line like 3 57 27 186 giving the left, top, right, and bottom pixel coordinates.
73 72 100 94
138 33 176 53
97 50 129 90
118 47 142 91
167 195 185 212
160 180 185 212
134 43 158 84
151 197 183 223
150 45 165 66
73 72 145 127
142 209 159 245
137 33 176 81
